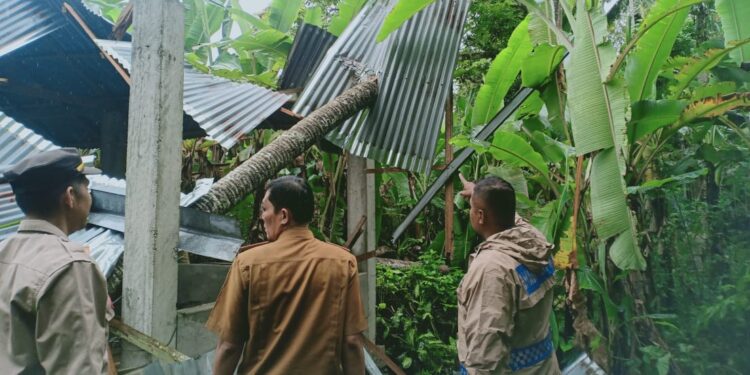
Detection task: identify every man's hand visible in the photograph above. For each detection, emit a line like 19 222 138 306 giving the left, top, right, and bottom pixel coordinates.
459 173 475 199
213 339 244 375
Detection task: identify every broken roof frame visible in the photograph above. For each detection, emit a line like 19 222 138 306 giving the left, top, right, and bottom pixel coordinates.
0 0 293 152
294 0 471 174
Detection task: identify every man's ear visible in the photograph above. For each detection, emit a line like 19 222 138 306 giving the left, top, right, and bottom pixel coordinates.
61 186 75 209
478 209 485 225
280 208 289 225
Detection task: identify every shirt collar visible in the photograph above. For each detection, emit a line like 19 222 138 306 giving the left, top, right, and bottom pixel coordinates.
276 225 314 243
17 219 69 241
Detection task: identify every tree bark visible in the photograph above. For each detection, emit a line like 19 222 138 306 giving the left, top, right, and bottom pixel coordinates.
193 77 379 214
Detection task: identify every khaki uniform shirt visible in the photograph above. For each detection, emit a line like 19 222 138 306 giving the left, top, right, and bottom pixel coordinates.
206 226 367 375
457 218 560 375
0 219 110 374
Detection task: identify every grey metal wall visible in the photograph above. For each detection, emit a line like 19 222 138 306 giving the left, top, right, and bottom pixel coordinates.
294 0 470 173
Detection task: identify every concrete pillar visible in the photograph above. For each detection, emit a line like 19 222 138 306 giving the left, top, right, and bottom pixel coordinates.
100 111 127 178
346 155 376 339
121 0 184 367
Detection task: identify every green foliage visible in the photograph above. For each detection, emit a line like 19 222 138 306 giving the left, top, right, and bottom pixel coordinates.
471 17 532 126
328 0 367 36
715 0 750 64
521 44 565 89
376 0 436 42
624 0 691 102
376 250 463 374
267 0 304 33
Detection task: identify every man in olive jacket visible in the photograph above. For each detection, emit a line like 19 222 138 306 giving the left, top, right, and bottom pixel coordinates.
457 175 560 374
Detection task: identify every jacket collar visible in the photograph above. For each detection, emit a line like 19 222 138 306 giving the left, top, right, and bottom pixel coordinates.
275 225 314 243
17 219 69 241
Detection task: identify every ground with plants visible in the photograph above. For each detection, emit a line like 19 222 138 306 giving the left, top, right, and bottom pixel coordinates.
87 0 750 373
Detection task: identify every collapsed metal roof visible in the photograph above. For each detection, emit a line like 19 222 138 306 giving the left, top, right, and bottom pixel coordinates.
278 23 337 91
293 0 470 173
0 0 291 151
0 115 242 273
95 39 291 149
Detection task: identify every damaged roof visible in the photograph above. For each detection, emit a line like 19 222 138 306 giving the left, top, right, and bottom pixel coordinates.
0 115 243 274
95 39 291 149
293 0 470 173
0 0 290 150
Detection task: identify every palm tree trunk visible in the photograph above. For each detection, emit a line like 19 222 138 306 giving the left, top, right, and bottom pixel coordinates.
193 77 379 214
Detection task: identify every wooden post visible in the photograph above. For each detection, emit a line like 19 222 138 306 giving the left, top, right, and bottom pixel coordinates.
444 91 454 261
346 155 376 339
121 0 184 367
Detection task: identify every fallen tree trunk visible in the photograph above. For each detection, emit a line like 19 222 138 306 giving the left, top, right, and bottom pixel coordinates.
193 77 379 214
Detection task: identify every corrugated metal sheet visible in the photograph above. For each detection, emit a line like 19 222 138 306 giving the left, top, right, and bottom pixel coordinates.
68 227 124 277
0 0 63 58
294 0 470 173
278 23 337 91
95 39 292 150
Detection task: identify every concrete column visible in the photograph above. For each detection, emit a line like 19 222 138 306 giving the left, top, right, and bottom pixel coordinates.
346 155 376 339
100 111 127 178
121 0 184 367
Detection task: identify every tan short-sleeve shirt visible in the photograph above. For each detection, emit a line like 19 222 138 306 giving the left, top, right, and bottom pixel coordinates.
0 219 110 374
206 226 367 374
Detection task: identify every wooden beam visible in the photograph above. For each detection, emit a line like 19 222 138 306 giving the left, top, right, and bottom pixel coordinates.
361 334 406 375
62 2 132 85
109 319 191 363
344 215 367 249
444 90 455 260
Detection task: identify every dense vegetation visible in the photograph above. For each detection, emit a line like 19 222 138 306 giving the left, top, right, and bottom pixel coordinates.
86 0 750 373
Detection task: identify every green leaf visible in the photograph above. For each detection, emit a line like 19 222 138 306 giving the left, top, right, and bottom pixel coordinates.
529 130 567 163
304 6 324 27
630 99 687 140
692 81 737 100
590 149 630 240
489 131 550 179
627 168 708 194
567 2 630 165
487 165 529 197
471 17 533 126
625 0 691 102
376 0 436 42
328 0 366 37
668 39 750 98
232 29 292 58
229 3 270 34
716 0 750 65
401 356 413 369
184 0 225 52
610 227 646 270
521 44 566 88
267 0 304 33
679 92 750 124
530 199 559 242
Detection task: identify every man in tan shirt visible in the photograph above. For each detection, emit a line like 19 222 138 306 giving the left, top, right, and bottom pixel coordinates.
457 175 560 374
207 176 367 374
0 148 111 374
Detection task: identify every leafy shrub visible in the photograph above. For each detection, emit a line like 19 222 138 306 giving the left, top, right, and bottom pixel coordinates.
376 250 463 374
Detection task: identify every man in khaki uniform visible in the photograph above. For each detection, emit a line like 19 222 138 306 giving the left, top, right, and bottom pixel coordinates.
0 148 111 374
207 176 367 375
457 175 560 374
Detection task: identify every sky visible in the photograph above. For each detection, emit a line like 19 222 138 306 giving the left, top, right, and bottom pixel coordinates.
237 0 273 15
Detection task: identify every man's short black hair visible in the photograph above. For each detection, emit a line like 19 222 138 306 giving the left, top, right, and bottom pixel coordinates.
266 176 314 225
14 174 88 217
473 176 516 228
